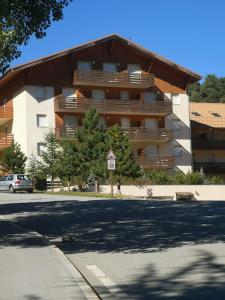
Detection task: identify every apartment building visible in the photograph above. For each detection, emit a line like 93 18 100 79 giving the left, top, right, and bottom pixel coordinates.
0 34 200 172
190 102 225 176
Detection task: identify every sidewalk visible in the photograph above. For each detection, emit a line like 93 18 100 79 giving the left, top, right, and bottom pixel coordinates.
0 217 98 300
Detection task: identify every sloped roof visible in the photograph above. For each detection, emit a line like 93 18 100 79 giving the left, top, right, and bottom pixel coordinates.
190 102 225 128
0 34 201 87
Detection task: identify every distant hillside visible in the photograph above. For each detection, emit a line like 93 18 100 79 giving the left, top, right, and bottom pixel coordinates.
188 74 225 103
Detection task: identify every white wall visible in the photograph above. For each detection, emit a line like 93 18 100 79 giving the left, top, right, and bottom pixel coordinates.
12 85 55 159
165 93 192 173
100 185 225 201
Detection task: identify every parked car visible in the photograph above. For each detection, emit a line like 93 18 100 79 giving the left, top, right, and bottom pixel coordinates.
0 174 33 193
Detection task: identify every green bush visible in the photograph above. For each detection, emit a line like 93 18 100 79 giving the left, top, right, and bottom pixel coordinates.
146 170 173 185
208 176 224 184
174 171 204 185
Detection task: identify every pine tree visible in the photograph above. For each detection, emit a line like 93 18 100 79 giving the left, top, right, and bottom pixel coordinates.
75 108 107 192
106 124 142 194
2 142 27 173
58 140 80 191
39 129 62 191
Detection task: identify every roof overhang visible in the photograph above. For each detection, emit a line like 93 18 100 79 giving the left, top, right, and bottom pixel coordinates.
0 34 202 88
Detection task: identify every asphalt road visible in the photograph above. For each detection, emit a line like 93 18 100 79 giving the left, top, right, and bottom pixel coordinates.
1 192 225 299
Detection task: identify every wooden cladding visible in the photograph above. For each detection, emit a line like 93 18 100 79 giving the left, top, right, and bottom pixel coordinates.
193 162 225 174
55 97 172 116
0 106 13 119
136 155 175 169
55 126 173 142
73 70 154 89
192 139 225 150
0 133 13 149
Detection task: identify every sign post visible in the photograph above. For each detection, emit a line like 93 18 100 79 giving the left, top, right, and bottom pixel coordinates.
107 150 116 196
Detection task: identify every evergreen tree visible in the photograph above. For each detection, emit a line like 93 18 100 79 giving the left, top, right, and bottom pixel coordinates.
188 74 225 103
106 124 142 194
39 129 62 191
2 142 27 173
75 108 107 192
58 140 80 191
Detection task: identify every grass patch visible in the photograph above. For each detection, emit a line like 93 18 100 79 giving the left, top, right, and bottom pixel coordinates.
44 191 126 198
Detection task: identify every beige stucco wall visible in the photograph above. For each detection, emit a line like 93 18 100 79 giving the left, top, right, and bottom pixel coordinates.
100 185 225 201
166 93 192 173
12 85 55 159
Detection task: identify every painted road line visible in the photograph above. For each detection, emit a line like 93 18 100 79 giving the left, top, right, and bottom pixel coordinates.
86 264 123 296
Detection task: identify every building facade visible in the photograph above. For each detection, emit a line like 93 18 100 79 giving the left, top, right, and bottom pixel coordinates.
0 35 200 173
190 102 225 176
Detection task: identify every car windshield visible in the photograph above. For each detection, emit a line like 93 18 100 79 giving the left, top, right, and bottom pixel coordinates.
17 175 30 180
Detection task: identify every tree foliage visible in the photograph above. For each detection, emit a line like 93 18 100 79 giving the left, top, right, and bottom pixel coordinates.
75 107 107 190
189 74 225 103
1 142 27 173
106 124 142 193
0 0 72 73
58 140 80 190
39 129 62 191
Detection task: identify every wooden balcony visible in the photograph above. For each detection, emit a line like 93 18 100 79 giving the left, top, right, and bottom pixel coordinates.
192 139 225 150
73 70 154 89
55 97 172 116
124 128 173 142
0 107 13 126
0 133 13 150
137 155 175 169
55 126 173 142
193 162 225 174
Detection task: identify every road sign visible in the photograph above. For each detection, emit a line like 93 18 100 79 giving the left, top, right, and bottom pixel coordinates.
107 159 116 170
107 150 116 160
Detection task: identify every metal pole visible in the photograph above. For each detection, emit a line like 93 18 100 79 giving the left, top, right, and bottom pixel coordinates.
110 170 113 197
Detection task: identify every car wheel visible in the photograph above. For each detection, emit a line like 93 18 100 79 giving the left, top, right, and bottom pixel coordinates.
27 189 33 193
9 185 15 193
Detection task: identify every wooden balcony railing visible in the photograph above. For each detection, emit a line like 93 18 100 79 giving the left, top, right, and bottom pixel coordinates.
136 155 175 169
0 133 13 149
0 106 13 119
55 97 172 116
123 128 173 141
55 126 173 142
192 139 225 150
193 162 225 173
73 70 154 89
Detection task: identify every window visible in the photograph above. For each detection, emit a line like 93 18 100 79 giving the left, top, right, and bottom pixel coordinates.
144 92 156 102
37 114 47 127
92 89 105 100
37 143 46 156
77 61 92 71
171 93 180 105
0 176 8 181
103 63 117 73
36 86 46 100
6 175 13 181
120 91 129 100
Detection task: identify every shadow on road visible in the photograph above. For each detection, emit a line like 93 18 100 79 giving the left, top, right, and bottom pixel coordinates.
119 249 225 300
0 199 225 253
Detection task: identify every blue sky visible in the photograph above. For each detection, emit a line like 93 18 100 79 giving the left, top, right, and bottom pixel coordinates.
12 0 225 78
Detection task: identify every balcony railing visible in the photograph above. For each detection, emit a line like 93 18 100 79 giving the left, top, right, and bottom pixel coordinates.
73 70 154 89
0 106 13 119
55 97 172 116
192 139 225 150
193 162 225 173
55 126 173 142
137 155 175 169
0 133 13 149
